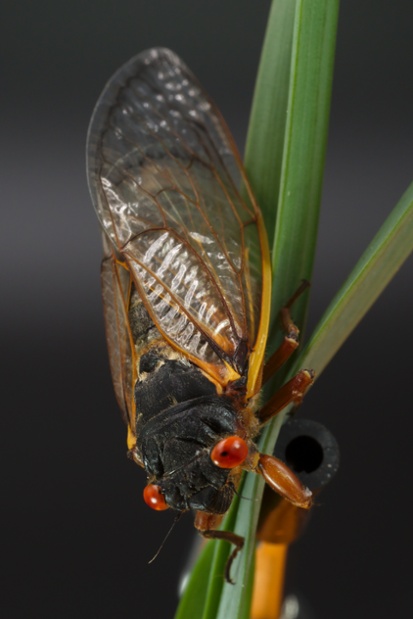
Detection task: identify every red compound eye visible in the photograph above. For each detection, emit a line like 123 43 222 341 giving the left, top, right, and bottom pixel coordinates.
143 484 169 511
210 436 249 469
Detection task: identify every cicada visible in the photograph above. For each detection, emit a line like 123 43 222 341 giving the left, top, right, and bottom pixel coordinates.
87 48 313 578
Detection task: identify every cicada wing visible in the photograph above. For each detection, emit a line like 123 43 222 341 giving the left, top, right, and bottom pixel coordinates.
87 48 270 388
100 235 136 434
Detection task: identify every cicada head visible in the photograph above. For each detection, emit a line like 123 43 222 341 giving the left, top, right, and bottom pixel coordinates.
138 396 250 514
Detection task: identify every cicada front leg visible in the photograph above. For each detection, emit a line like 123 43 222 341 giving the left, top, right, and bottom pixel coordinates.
194 511 244 584
253 281 315 511
254 367 314 509
256 453 312 509
257 369 315 425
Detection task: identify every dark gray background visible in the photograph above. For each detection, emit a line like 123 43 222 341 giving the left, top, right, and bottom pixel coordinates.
2 1 412 617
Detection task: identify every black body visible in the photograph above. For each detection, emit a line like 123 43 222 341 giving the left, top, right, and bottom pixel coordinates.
135 359 239 513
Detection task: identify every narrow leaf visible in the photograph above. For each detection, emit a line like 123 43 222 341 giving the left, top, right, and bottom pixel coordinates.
175 1 340 616
215 2 340 618
297 181 413 377
244 0 296 244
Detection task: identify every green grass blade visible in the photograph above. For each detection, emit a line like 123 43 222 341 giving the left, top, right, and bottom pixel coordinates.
246 0 339 353
175 1 339 616
214 2 340 618
296 181 413 377
174 540 216 619
175 502 240 619
244 0 296 245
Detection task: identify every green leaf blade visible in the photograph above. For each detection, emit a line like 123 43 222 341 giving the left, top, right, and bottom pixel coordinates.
213 1 340 618
264 0 340 349
176 1 340 616
244 0 297 243
297 181 413 377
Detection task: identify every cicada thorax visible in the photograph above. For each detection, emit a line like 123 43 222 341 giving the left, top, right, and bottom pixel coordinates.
128 286 257 515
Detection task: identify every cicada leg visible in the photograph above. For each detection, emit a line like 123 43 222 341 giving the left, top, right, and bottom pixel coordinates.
262 280 310 384
254 282 315 508
258 369 315 425
258 280 315 425
256 453 312 509
194 511 244 584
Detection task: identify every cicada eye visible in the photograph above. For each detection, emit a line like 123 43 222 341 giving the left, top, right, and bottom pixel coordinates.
143 484 169 511
210 436 249 469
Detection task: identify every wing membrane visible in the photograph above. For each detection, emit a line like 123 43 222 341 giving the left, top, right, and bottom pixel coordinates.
87 48 269 385
100 235 136 430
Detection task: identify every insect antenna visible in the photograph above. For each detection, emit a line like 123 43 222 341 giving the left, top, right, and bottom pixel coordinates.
148 512 183 564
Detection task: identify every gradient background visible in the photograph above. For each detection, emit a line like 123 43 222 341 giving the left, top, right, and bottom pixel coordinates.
2 1 413 617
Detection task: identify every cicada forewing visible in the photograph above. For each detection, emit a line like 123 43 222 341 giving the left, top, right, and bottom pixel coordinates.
87 48 271 408
100 233 147 447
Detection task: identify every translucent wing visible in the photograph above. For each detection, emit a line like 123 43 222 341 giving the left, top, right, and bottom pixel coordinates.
87 48 270 388
100 234 136 432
